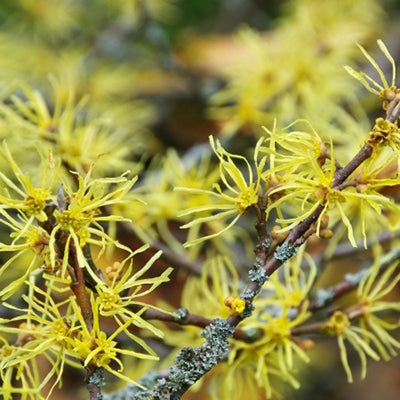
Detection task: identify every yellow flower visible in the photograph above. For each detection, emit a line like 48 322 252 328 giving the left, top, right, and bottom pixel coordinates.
345 40 400 124
264 132 343 236
356 246 400 360
0 267 168 397
0 211 50 299
209 0 383 137
323 311 380 382
0 282 78 399
215 246 314 398
224 296 246 316
345 40 396 98
0 336 45 400
49 167 137 278
121 148 221 259
327 149 400 247
158 249 315 399
157 254 242 354
262 121 399 247
67 297 158 386
261 119 328 178
263 246 317 310
0 141 57 223
210 350 299 400
0 80 143 176
176 135 266 247
226 304 311 399
95 246 173 349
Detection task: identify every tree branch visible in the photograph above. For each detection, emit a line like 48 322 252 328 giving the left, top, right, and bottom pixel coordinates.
126 125 377 399
308 245 400 311
69 241 93 330
141 307 258 343
87 367 106 400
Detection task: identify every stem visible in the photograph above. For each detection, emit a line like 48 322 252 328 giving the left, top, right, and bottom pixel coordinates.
149 238 202 275
87 367 105 400
141 307 257 342
291 321 325 335
262 142 375 278
88 380 103 400
291 303 372 336
387 101 400 122
128 126 377 399
308 280 355 312
308 245 400 311
69 241 93 330
332 143 373 188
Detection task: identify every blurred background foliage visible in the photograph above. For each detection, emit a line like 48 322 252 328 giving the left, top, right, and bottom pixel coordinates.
1 0 400 399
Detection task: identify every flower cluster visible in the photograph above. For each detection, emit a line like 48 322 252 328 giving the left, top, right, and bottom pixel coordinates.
317 244 400 383
156 249 317 399
118 147 223 260
1 3 400 399
177 117 400 250
0 143 174 398
0 145 138 296
0 246 172 399
0 81 145 178
209 0 383 140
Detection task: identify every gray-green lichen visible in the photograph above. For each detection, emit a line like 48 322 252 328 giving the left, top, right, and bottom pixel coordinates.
314 288 334 308
240 288 256 300
103 371 159 400
262 236 273 249
274 242 298 262
254 256 264 268
144 318 234 399
345 269 368 285
173 308 189 321
88 368 106 400
248 266 269 285
104 320 234 400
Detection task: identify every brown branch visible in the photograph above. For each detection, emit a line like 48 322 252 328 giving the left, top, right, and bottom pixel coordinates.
263 142 375 283
308 280 355 312
291 302 376 336
332 143 373 188
291 321 325 336
229 134 376 328
387 101 400 122
86 367 105 400
87 381 102 400
148 237 203 275
308 245 400 312
141 307 257 343
141 306 212 327
134 118 380 398
69 241 93 330
254 188 269 242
